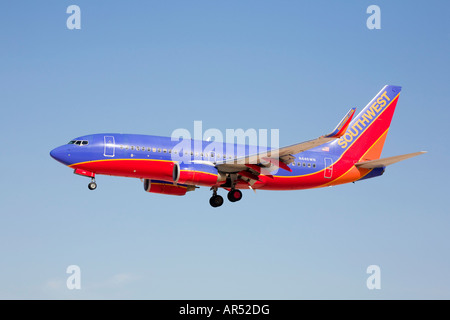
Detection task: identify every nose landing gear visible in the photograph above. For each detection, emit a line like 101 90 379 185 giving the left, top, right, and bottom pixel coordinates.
88 178 97 190
73 169 97 191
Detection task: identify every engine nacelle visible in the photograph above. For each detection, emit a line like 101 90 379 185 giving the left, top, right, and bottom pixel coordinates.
173 162 226 186
143 179 195 196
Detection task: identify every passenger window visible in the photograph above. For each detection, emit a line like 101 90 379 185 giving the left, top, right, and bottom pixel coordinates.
152 148 156 152
223 155 226 159
190 151 193 156
131 146 135 150
136 146 140 151
168 149 172 154
163 149 167 153
297 162 300 166
120 145 123 149
303 163 306 167
158 148 161 153
308 163 311 168
195 152 199 157
125 145 129 150
313 164 316 168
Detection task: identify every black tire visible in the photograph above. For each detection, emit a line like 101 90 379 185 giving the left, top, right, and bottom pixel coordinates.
88 182 97 190
227 189 242 202
209 195 224 207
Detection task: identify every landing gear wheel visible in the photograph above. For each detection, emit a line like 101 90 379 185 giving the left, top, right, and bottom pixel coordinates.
88 181 97 190
227 189 242 202
209 195 224 208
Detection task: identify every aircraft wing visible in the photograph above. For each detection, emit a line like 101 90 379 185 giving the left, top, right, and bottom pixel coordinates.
355 151 427 169
216 108 356 173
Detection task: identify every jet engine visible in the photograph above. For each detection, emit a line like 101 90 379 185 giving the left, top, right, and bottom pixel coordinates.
143 179 195 196
173 162 226 186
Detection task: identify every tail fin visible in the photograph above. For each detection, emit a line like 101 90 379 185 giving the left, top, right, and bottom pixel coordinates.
329 85 402 161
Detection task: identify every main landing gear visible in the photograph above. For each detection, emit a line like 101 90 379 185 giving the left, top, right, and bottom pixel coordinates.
209 187 243 207
209 187 224 208
209 194 224 208
227 189 242 202
88 178 97 190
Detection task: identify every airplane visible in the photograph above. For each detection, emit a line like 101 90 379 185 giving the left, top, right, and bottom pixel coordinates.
50 85 426 207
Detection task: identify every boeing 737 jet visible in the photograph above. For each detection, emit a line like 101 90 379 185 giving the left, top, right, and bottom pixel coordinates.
50 85 425 207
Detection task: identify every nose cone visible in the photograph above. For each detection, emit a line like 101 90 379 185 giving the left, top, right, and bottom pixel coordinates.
50 146 72 165
49 148 58 160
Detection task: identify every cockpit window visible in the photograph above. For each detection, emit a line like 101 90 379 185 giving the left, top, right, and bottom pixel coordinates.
68 140 89 146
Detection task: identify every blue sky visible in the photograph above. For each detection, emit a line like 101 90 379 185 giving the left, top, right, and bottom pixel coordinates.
0 1 449 299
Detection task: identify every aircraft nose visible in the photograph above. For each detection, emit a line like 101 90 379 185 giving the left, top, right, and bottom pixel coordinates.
50 146 71 165
50 148 58 160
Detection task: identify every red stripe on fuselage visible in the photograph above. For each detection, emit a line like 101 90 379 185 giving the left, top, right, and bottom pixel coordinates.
70 159 174 180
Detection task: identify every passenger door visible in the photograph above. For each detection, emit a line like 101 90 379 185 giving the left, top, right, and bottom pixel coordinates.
104 136 115 157
324 158 333 179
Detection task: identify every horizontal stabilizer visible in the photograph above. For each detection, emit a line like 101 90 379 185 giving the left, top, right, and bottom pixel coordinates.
355 151 427 169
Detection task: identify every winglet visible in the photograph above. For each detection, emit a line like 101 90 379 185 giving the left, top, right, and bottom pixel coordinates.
324 108 356 138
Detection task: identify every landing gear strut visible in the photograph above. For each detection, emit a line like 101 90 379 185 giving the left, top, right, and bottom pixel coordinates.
88 178 97 190
209 187 224 208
